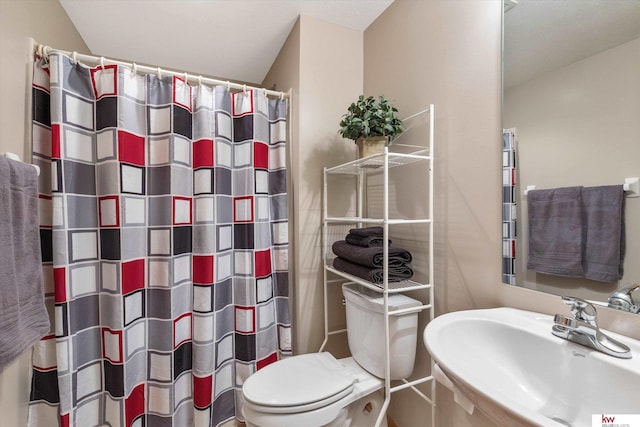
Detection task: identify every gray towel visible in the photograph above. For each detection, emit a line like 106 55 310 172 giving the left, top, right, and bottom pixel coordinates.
582 185 625 283
526 187 584 278
0 157 49 369
345 233 391 248
348 226 383 237
333 257 414 284
332 240 412 268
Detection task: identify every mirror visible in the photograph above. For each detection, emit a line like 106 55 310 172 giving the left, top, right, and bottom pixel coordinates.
501 0 640 308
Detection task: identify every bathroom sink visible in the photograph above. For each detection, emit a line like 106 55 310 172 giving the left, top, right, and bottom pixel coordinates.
424 308 640 427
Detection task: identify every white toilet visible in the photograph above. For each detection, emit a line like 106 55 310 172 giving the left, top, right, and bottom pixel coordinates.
242 282 421 427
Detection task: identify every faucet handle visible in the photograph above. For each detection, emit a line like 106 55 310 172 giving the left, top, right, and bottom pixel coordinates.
561 296 598 325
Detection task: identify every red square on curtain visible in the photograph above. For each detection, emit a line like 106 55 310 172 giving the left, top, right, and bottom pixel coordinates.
125 383 145 427
51 124 61 158
60 413 70 427
121 259 145 295
193 255 214 284
117 130 145 166
257 352 278 370
193 375 213 409
254 249 272 278
254 142 268 169
193 139 214 168
53 267 66 303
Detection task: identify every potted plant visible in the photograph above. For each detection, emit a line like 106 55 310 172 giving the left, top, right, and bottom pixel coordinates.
339 95 404 158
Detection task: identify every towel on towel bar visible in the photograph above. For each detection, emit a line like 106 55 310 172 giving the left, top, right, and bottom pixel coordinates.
0 157 50 369
526 187 584 278
348 226 383 237
333 257 414 284
582 185 625 283
332 240 412 268
345 233 391 248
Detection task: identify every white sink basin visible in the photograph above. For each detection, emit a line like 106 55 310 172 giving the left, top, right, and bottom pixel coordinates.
423 308 640 427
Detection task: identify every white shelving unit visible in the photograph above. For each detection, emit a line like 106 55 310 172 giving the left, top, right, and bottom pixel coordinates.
320 105 435 427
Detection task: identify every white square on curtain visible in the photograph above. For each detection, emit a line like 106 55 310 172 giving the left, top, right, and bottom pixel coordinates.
64 94 94 130
71 265 97 298
124 197 145 225
233 143 251 167
193 287 212 313
33 63 51 91
32 125 52 157
216 253 231 282
42 265 53 294
97 129 116 160
194 407 212 427
64 128 94 162
104 394 122 427
195 85 213 110
272 222 288 245
234 251 252 276
216 334 233 367
124 292 143 325
257 92 269 116
132 418 143 427
194 197 214 223
256 197 269 221
149 137 171 165
76 362 102 401
255 170 268 194
235 361 253 386
174 78 192 110
174 372 192 409
56 339 70 373
235 307 254 333
39 197 52 228
121 164 143 194
216 113 232 141
101 262 119 292
100 198 118 227
149 229 171 255
93 67 116 98
193 313 213 342
218 225 232 251
234 198 253 222
148 385 171 415
173 136 191 165
269 145 286 170
272 247 288 271
270 121 286 143
233 91 253 116
124 68 146 101
52 195 64 227
278 325 292 351
103 329 122 363
71 231 98 262
149 260 169 288
173 198 192 225
125 322 146 357
194 169 212 194
74 396 101 426
149 106 171 134
32 337 56 370
256 276 273 303
173 255 191 284
174 314 192 347
214 364 233 397
149 352 172 381
216 141 232 167
258 304 275 330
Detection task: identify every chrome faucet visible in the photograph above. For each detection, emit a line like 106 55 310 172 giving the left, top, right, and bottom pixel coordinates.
552 296 632 359
608 284 640 314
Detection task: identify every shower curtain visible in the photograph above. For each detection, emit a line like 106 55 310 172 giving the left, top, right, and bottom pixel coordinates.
28 52 291 427
502 129 517 285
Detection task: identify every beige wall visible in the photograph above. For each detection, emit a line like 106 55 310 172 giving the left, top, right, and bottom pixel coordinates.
0 1 89 425
504 36 640 302
263 15 363 355
365 1 640 426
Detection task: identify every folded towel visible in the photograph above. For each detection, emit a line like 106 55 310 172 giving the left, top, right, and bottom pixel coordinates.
582 185 625 283
333 257 414 284
332 240 412 268
348 226 383 237
0 157 50 369
345 233 391 248
526 187 584 278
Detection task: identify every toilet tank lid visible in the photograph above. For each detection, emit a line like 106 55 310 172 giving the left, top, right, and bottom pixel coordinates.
342 282 421 313
242 352 355 408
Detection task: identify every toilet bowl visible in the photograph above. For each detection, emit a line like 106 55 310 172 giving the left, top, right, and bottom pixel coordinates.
241 283 421 427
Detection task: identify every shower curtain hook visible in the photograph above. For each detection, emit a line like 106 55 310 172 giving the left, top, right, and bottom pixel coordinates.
157 67 162 80
243 84 247 95
100 56 105 70
132 63 137 75
280 91 285 100
197 75 202 86
226 81 231 91
72 51 77 64
262 88 267 98
183 72 189 85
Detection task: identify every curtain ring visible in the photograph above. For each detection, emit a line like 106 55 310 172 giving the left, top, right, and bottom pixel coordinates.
262 88 267 98
72 51 77 64
100 56 105 70
132 63 138 75
157 67 162 79
226 81 231 91
280 91 285 100
243 84 247 95
197 75 202 86
183 72 189 85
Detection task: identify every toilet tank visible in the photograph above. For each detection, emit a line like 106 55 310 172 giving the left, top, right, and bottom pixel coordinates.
342 282 421 380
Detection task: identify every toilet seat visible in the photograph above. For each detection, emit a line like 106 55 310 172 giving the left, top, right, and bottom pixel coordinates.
243 352 356 414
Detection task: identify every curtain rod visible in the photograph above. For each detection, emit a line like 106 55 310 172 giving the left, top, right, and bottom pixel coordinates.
34 44 289 100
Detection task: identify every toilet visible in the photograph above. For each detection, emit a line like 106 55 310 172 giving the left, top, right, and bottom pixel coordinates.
242 282 422 427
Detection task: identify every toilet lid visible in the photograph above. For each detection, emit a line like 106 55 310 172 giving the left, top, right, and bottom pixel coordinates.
243 353 355 410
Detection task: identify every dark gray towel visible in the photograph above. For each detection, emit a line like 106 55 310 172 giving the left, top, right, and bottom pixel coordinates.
0 157 50 369
332 240 412 268
348 226 383 237
526 187 584 278
333 257 414 284
582 185 625 283
345 233 391 248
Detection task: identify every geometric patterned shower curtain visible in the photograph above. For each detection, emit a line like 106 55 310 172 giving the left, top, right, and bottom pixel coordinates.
28 52 291 427
502 128 517 285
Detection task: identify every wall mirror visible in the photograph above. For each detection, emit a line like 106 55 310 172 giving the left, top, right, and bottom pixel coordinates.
501 0 640 310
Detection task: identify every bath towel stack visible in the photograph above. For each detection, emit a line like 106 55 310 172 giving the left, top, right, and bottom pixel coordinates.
332 226 414 284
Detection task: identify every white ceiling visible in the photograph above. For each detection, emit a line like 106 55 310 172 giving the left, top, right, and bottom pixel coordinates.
60 0 394 84
504 0 640 90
